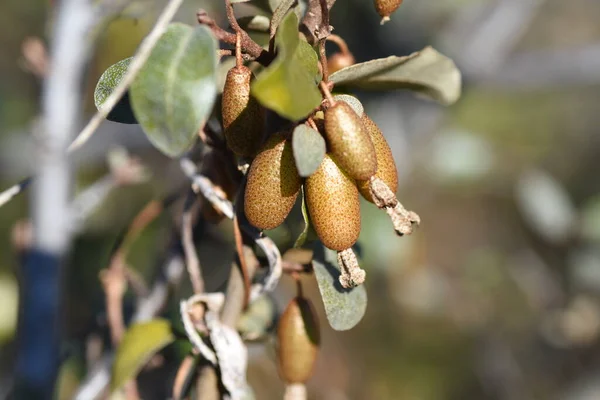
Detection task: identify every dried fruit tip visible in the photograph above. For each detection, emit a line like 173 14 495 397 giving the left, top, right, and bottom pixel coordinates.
369 176 420 236
374 0 403 24
337 248 366 289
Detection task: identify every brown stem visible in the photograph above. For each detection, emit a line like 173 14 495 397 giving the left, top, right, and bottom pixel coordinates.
233 215 251 309
326 34 350 55
197 10 272 65
235 31 243 68
181 194 204 294
306 118 318 131
319 80 335 106
319 39 329 83
172 354 197 399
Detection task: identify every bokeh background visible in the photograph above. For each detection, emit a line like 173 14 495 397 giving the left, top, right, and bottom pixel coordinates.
2 0 600 399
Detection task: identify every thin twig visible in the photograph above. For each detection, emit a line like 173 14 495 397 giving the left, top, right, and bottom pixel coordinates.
0 178 32 208
172 355 197 400
181 192 204 294
233 215 251 309
326 34 349 54
68 0 186 152
180 157 234 219
197 10 271 65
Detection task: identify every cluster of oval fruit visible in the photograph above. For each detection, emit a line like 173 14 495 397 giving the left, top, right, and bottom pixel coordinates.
220 63 419 290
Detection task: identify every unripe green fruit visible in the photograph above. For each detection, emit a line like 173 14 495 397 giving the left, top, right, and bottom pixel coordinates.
222 65 265 157
305 154 361 251
277 297 320 384
324 102 377 180
327 52 355 75
244 133 301 230
357 114 398 203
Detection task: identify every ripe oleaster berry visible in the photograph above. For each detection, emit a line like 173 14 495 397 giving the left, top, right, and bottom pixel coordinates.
324 101 377 181
277 296 320 384
305 154 361 251
222 65 265 157
357 114 398 203
244 132 301 230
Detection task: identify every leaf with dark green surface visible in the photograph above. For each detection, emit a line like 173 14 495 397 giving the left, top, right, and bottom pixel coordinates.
94 57 137 124
131 23 218 157
292 124 325 177
312 242 368 330
329 46 462 105
111 319 175 392
251 12 321 121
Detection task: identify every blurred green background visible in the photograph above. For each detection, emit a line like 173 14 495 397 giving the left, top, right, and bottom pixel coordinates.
3 0 600 399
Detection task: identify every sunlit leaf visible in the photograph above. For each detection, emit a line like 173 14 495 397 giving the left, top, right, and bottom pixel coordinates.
251 12 321 120
111 319 175 392
131 23 218 157
330 46 462 105
94 57 137 124
312 242 367 330
292 125 325 177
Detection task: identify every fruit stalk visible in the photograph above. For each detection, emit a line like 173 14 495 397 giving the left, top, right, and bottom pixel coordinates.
369 176 420 236
337 248 366 288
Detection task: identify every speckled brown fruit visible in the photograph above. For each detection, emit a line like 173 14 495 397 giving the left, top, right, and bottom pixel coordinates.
357 115 398 203
324 102 377 181
375 0 403 22
277 297 320 384
222 65 265 157
305 154 361 251
327 52 355 75
244 133 301 230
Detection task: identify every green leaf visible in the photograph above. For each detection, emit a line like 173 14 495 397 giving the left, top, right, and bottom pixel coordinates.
251 12 321 121
294 187 310 248
111 319 175 392
94 57 138 124
292 124 325 177
329 46 462 105
131 23 218 157
312 242 368 330
333 94 363 117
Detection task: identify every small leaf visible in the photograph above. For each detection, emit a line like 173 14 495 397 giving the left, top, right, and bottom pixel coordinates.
131 23 218 157
329 46 462 105
312 242 367 330
94 57 138 124
333 94 363 117
251 12 322 121
111 319 175 392
292 125 326 177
